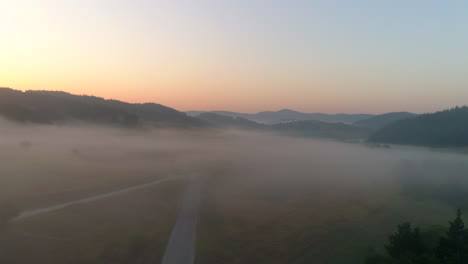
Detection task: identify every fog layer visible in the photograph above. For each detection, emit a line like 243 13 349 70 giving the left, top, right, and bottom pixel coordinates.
0 119 467 263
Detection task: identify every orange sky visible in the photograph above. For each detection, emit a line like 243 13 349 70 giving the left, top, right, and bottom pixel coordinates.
2 1 468 114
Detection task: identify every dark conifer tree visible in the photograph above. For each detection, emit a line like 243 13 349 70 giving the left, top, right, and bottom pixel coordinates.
385 222 427 264
437 209 468 264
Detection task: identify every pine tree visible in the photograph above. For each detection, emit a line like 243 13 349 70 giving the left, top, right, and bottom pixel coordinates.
437 209 468 264
385 222 427 263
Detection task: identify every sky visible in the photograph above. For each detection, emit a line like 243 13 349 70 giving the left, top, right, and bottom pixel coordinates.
1 0 467 114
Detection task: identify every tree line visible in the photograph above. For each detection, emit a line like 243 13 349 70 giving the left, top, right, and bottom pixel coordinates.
0 88 201 127
369 107 468 147
366 209 468 264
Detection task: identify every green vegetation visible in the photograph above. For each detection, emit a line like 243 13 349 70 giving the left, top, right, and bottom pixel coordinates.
396 160 468 208
188 109 374 124
196 112 266 130
271 119 370 141
196 112 371 141
0 180 185 264
98 234 157 264
3 88 468 148
369 107 468 147
0 88 201 127
354 112 417 130
196 170 454 264
366 210 468 264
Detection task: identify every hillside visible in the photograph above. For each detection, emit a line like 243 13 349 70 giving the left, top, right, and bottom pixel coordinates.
0 88 201 127
196 112 266 130
271 120 370 141
369 107 468 147
354 112 418 130
195 112 370 141
187 109 373 124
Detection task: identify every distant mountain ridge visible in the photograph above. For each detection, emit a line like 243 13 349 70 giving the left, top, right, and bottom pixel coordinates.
271 120 370 141
194 112 370 141
354 112 418 130
187 109 374 124
8 87 467 148
0 88 202 127
196 112 265 130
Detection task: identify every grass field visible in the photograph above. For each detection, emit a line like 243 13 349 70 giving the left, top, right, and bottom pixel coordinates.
196 173 455 264
0 179 186 264
0 125 465 264
0 124 221 210
195 134 463 264
0 124 217 264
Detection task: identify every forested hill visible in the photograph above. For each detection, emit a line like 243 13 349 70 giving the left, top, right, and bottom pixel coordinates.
196 112 266 130
187 109 373 124
354 112 417 130
369 107 468 147
194 112 370 140
271 120 370 141
0 88 202 127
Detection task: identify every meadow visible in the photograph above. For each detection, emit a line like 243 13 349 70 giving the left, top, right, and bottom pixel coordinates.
195 134 466 264
0 121 465 263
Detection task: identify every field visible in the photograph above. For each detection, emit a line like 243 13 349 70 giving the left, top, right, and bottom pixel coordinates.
0 180 186 264
0 124 465 264
0 123 216 264
195 134 463 264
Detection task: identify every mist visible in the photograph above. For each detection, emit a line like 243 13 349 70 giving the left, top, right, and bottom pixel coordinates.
0 119 466 263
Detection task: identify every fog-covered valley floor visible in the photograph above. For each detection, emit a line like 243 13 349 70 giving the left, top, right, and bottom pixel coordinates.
0 119 466 264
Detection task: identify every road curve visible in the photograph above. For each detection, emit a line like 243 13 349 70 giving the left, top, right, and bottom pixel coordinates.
13 177 179 221
161 178 201 264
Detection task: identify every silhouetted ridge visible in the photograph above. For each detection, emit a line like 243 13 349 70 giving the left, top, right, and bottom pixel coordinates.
272 120 370 141
195 111 370 141
0 88 201 127
186 110 373 124
369 107 468 147
196 112 265 130
354 112 418 130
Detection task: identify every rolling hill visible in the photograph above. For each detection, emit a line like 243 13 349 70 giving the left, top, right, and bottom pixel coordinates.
194 112 370 141
354 112 418 130
369 107 468 147
196 112 266 130
271 120 370 141
187 109 374 124
0 88 202 127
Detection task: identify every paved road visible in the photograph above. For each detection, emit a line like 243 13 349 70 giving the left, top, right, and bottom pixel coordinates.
13 177 178 221
161 178 201 264
12 175 203 264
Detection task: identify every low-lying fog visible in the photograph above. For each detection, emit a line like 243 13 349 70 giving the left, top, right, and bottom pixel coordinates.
0 117 466 212
1 118 468 264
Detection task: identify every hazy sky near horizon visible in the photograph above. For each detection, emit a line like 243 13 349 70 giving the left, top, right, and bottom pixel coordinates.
1 0 468 114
